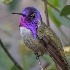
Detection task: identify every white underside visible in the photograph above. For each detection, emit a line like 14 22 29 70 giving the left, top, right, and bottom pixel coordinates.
20 27 31 37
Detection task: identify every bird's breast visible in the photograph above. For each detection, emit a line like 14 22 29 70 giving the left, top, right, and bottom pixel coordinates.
20 27 46 55
20 27 31 37
20 27 34 48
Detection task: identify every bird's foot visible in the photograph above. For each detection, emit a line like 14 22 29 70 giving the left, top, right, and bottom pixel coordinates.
34 52 44 70
34 52 40 59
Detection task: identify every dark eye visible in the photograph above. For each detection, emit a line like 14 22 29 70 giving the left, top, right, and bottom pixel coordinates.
30 13 36 18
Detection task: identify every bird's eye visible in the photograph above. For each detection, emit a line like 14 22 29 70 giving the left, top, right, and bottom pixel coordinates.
30 13 36 18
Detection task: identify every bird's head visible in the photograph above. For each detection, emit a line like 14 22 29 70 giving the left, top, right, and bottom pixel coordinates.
12 7 41 39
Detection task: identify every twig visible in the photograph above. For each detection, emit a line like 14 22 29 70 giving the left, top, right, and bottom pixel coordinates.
43 63 50 69
37 57 44 70
55 63 62 70
0 39 23 70
46 1 70 20
43 0 50 27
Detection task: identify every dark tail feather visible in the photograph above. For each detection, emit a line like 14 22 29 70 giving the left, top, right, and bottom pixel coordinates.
43 36 70 70
46 47 69 70
38 36 70 70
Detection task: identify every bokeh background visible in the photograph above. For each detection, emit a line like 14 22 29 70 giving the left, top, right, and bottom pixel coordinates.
0 0 70 70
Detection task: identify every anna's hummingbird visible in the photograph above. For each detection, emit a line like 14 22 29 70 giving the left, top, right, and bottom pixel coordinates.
12 7 69 70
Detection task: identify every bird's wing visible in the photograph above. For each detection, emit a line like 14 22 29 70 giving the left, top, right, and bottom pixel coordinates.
37 22 69 70
41 35 69 70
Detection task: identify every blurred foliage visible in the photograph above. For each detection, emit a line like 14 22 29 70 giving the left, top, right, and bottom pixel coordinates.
64 46 70 56
0 42 21 70
52 9 70 27
58 0 67 10
67 56 70 67
60 5 70 16
48 7 61 27
2 0 13 4
11 66 20 70
0 24 14 36
2 0 19 11
47 0 70 27
47 0 59 7
43 54 54 64
47 0 61 27
0 45 14 70
7 0 19 11
46 65 56 70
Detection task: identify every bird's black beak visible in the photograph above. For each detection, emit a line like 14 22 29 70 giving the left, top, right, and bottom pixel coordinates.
12 13 26 16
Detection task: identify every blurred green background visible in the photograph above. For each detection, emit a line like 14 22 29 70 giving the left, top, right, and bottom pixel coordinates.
0 0 70 70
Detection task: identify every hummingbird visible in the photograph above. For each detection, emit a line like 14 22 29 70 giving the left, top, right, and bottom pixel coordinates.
12 7 70 70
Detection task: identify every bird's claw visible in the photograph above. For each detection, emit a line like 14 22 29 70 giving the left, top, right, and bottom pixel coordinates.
34 52 40 60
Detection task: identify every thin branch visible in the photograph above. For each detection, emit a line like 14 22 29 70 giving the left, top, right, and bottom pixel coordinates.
0 39 23 70
43 0 50 27
43 63 50 69
46 1 70 20
55 63 62 70
39 63 50 70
